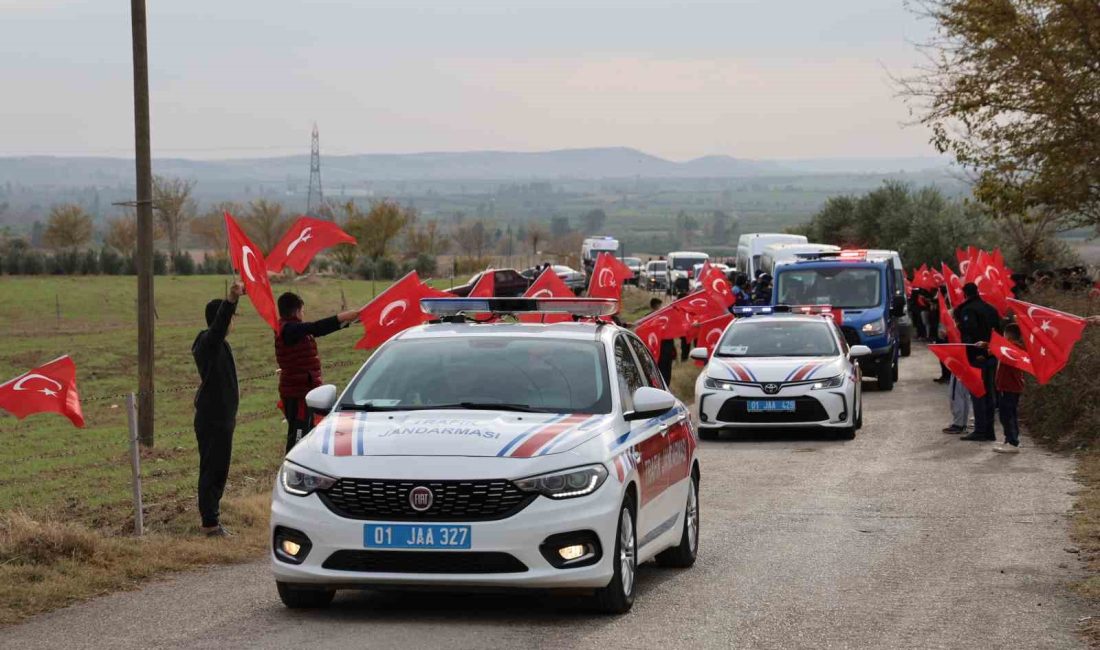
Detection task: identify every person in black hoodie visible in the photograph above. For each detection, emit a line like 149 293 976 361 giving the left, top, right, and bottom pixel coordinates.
954 282 1002 442
192 281 243 537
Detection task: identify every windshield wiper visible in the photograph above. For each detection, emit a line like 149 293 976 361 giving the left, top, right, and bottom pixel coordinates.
336 403 401 412
431 402 542 413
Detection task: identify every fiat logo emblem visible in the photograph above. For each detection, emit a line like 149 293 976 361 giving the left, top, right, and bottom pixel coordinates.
408 486 434 512
763 383 780 395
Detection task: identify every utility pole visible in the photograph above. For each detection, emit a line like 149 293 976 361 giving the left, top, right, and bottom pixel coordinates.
131 0 155 446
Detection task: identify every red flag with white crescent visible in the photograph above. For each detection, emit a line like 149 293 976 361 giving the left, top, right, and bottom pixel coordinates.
988 331 1036 378
224 212 280 332
938 291 961 344
586 253 634 303
928 344 987 398
469 269 495 298
697 263 735 307
694 313 733 356
265 217 357 274
355 271 434 349
520 268 575 324
0 355 84 428
1007 298 1085 356
634 318 664 360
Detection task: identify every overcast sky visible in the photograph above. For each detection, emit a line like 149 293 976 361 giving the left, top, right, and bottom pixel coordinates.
0 0 936 160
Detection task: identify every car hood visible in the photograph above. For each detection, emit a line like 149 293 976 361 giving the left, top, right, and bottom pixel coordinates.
707 356 843 383
293 410 614 459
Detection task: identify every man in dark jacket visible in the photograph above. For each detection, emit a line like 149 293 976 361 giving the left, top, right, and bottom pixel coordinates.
276 292 360 453
954 282 1002 441
192 281 243 537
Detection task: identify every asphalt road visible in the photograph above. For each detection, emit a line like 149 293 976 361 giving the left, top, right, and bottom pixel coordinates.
1 347 1089 649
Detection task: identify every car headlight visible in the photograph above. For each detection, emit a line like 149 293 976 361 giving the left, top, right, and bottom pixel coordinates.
281 461 337 496
811 375 844 390
515 464 608 499
861 318 885 335
704 377 738 391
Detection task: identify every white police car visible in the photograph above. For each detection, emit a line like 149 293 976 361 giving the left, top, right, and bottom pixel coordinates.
271 298 699 614
692 307 870 440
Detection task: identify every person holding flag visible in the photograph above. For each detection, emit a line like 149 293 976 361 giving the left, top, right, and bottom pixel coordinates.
274 292 361 452
954 282 1002 441
982 323 1029 453
192 280 244 537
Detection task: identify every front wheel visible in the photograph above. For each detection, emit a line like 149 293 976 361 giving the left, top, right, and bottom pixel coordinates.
593 497 637 614
656 472 699 568
276 582 335 609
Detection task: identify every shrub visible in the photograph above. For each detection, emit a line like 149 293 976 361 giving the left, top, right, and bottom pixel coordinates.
2 252 17 275
80 249 99 275
1019 287 1100 450
152 251 168 275
21 251 46 275
408 253 437 277
172 251 196 275
99 248 124 275
355 257 400 281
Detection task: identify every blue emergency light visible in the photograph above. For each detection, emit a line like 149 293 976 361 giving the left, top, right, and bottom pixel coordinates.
420 297 618 318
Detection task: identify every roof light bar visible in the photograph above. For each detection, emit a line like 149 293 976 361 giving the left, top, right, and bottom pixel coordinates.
420 297 619 317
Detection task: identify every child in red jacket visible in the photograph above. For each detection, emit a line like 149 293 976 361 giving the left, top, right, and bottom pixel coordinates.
993 323 1026 454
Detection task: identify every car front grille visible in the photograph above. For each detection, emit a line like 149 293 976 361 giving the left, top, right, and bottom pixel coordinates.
318 479 536 522
716 396 830 423
840 326 862 347
323 550 529 574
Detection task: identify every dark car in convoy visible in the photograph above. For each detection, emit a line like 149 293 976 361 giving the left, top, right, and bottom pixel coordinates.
521 264 587 293
450 268 532 297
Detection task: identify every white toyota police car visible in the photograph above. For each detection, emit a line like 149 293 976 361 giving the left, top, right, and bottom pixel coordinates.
692 307 870 440
272 298 699 614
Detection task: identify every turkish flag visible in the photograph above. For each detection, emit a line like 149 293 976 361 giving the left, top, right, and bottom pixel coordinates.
520 268 575 324
634 318 664 360
1013 310 1066 383
225 212 280 332
586 253 633 303
989 331 1037 378
1008 299 1085 354
938 291 961 344
355 271 434 349
670 290 728 322
929 344 987 398
634 303 693 340
266 217 357 274
0 355 84 428
941 262 964 306
694 313 733 356
469 269 495 298
697 263 735 307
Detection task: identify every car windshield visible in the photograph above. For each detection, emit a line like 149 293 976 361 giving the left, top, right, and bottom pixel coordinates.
624 257 641 266
716 321 838 358
553 265 576 274
648 261 667 271
672 256 706 270
776 267 882 308
339 337 612 414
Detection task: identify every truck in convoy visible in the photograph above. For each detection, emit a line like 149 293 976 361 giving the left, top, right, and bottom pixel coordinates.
758 243 840 277
666 251 710 296
581 236 620 280
863 249 913 357
736 233 808 280
770 252 906 391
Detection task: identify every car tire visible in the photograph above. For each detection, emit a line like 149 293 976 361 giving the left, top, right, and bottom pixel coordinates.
892 357 899 382
698 427 720 441
876 357 895 391
655 471 699 569
900 336 911 357
855 397 863 430
593 496 637 614
276 582 335 609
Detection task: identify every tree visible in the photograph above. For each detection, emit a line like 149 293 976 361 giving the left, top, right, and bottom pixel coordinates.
152 176 196 259
452 221 492 259
43 204 93 251
579 208 608 234
242 199 290 253
406 219 449 257
191 201 240 256
106 212 138 256
902 0 1100 225
358 200 412 258
526 223 547 255
706 210 734 244
333 201 366 268
674 211 699 247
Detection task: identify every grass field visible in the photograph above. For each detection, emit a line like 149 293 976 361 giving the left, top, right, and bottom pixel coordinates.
0 275 700 624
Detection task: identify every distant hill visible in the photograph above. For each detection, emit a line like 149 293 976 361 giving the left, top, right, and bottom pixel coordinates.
0 147 949 186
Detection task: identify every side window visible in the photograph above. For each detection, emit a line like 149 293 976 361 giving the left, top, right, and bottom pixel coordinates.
614 336 646 412
833 322 849 353
627 334 667 390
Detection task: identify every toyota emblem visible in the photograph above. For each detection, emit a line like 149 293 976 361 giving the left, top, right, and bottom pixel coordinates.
408 486 434 512
763 383 780 395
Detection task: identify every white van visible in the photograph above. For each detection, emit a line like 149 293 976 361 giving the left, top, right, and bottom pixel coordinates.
581 236 620 276
736 233 808 279
666 251 709 295
758 243 841 276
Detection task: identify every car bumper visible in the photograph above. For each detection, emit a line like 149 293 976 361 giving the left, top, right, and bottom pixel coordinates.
270 478 622 590
695 384 854 429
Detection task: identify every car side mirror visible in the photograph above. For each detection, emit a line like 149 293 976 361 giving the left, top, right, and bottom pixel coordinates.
689 347 710 362
305 384 338 414
625 386 676 421
890 295 906 317
849 345 872 358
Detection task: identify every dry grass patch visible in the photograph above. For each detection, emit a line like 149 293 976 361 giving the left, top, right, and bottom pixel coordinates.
0 493 269 626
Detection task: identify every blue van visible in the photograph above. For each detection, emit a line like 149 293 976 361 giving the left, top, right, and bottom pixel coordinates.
770 254 906 390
